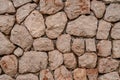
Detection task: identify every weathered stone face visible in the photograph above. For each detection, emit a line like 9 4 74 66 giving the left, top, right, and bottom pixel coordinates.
16 74 38 80
87 68 98 80
0 74 14 80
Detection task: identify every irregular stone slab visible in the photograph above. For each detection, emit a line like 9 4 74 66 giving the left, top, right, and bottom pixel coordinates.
72 38 85 56
113 40 120 58
10 24 33 51
111 22 120 39
40 69 54 80
14 47 23 57
104 3 120 22
46 12 67 39
0 74 14 80
96 20 111 39
87 69 98 80
12 0 32 8
16 73 38 80
40 0 64 14
91 1 105 18
97 40 111 57
73 68 87 80
54 65 73 80
56 34 71 53
0 32 15 55
0 15 15 35
78 52 97 68
0 0 15 14
103 0 120 3
24 10 45 38
0 55 18 77
85 38 96 52
98 72 120 80
64 0 90 19
19 51 48 73
63 53 76 69
98 57 119 73
16 3 37 24
33 38 54 51
66 15 98 37
48 50 63 70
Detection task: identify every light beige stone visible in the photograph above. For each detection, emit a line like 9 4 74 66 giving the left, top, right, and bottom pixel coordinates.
10 24 33 51
78 52 97 68
0 32 15 55
87 69 98 80
104 3 120 22
48 50 63 70
72 38 85 56
16 74 38 80
46 12 67 39
14 47 23 57
103 0 120 3
24 10 45 38
73 68 87 80
40 0 64 14
63 53 77 69
66 15 98 37
16 3 37 24
91 1 105 18
54 65 73 80
96 20 111 39
97 40 111 57
33 38 54 51
0 74 14 80
113 40 120 58
56 34 71 53
40 69 54 80
0 15 15 35
0 55 17 77
98 57 119 73
64 0 90 19
19 51 48 73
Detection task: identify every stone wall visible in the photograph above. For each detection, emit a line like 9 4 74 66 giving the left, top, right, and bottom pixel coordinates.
0 0 120 80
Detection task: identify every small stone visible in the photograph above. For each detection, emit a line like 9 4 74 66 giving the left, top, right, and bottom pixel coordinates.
54 65 73 80
87 69 98 80
0 0 15 14
66 15 98 37
91 1 105 18
16 74 38 80
48 50 63 70
72 38 85 56
46 12 67 39
98 72 120 80
111 22 120 39
24 10 45 38
96 20 111 39
0 55 18 77
0 74 14 80
40 69 54 80
63 53 77 69
103 0 120 3
73 68 87 80
104 3 120 22
98 57 119 73
112 40 120 58
0 32 15 55
10 24 33 51
14 47 23 57
97 40 111 57
16 3 37 24
0 15 15 35
12 0 32 8
19 51 48 73
64 0 90 19
78 52 97 68
33 38 54 51
40 0 64 14
85 38 96 52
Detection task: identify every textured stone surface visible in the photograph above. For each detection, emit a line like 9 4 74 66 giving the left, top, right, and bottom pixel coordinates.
0 74 14 80
14 47 23 57
66 15 98 37
103 0 120 3
16 74 38 80
87 69 98 80
10 24 33 51
19 51 48 73
64 0 90 19
46 12 67 39
48 50 63 70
